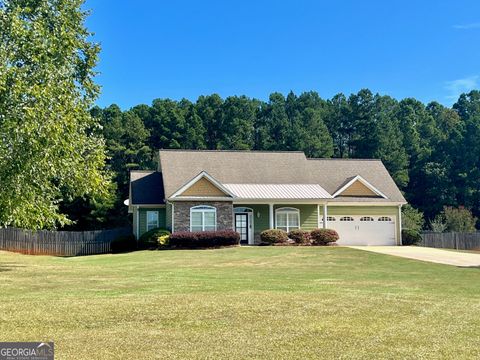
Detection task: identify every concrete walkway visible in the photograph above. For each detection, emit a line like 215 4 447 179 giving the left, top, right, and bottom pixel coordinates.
349 246 480 267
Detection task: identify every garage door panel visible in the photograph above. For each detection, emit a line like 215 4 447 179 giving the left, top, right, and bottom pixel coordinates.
331 215 396 246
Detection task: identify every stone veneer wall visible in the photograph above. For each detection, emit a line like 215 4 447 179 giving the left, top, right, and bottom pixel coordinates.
172 201 233 232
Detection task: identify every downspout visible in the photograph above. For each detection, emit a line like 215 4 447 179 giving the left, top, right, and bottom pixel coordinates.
171 202 175 233
323 202 328 229
398 204 403 246
136 206 140 240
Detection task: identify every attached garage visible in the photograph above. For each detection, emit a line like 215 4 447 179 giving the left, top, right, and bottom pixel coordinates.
329 215 397 246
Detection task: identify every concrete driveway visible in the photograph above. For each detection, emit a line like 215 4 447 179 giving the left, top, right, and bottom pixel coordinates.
349 246 480 267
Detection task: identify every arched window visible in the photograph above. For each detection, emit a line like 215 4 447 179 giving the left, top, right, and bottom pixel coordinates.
275 207 300 232
360 216 374 222
378 216 392 222
190 205 216 231
340 216 354 222
326 216 336 222
234 207 253 213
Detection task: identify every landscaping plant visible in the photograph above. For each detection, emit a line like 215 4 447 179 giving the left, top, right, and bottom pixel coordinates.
310 228 339 245
260 229 288 245
287 229 311 244
138 228 171 250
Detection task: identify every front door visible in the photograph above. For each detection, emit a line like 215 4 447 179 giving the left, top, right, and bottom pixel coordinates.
235 213 249 245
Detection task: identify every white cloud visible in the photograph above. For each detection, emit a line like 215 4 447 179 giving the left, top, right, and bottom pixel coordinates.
444 75 479 103
453 22 480 29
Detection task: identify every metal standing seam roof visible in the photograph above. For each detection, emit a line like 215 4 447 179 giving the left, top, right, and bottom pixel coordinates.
223 184 332 199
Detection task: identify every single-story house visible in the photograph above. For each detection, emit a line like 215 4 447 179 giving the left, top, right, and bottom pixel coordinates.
128 150 407 245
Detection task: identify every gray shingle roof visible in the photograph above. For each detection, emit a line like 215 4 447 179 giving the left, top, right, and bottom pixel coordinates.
130 171 165 205
158 150 406 203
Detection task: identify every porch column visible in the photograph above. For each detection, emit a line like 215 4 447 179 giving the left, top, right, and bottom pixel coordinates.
269 203 274 229
323 203 328 229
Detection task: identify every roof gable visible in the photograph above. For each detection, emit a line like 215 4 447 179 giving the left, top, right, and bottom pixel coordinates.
171 171 235 199
332 175 387 198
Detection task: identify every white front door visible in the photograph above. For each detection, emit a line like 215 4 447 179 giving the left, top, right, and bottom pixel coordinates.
331 215 396 246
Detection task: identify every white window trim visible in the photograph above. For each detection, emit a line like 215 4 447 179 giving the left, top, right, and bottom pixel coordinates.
190 205 217 232
275 207 300 232
146 210 159 231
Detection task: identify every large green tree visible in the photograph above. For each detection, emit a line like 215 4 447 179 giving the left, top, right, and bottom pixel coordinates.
0 0 110 229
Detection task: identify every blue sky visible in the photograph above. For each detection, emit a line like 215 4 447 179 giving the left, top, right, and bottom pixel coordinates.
85 0 480 109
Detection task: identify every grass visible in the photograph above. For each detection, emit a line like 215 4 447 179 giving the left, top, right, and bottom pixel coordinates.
0 247 479 359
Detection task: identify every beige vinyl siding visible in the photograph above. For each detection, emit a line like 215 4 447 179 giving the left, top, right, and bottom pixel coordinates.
180 177 227 197
138 208 167 237
340 180 378 197
322 205 400 245
274 204 318 231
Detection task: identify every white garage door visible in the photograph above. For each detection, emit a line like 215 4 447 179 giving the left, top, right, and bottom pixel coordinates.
329 215 396 246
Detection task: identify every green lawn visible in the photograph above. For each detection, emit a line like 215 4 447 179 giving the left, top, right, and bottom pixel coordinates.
0 247 479 359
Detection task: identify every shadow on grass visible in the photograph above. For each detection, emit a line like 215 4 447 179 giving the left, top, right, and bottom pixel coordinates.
0 263 25 272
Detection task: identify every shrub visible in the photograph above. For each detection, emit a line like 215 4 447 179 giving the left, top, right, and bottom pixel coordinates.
288 229 311 244
402 229 422 246
260 229 288 244
442 206 477 232
402 205 424 232
157 234 170 249
111 234 137 253
310 228 339 245
429 215 447 233
169 230 240 249
138 228 171 250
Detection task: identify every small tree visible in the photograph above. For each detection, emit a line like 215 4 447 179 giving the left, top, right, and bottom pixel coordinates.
402 205 424 232
429 215 447 233
442 207 477 232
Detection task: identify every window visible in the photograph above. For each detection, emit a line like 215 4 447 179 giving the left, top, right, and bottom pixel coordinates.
146 211 159 231
326 216 336 222
360 216 374 222
190 205 216 232
378 216 392 222
340 216 354 221
275 207 300 232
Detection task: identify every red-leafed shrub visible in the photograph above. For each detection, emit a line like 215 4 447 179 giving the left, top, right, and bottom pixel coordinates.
260 229 288 244
288 229 311 244
310 228 339 245
169 230 240 248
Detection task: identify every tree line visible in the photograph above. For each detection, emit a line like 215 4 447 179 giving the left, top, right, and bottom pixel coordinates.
67 89 479 230
4 0 477 232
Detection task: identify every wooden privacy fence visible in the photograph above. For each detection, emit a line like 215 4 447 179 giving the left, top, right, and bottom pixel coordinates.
420 231 480 250
0 227 132 256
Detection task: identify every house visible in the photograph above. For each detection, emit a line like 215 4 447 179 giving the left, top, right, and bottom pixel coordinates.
128 150 407 245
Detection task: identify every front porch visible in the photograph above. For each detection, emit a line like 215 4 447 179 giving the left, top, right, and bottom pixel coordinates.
233 203 329 245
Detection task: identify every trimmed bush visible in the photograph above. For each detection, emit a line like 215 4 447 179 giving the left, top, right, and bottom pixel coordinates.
169 230 240 249
157 234 170 249
288 229 311 244
401 229 422 246
111 234 137 253
260 229 288 244
310 228 339 245
138 228 171 250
